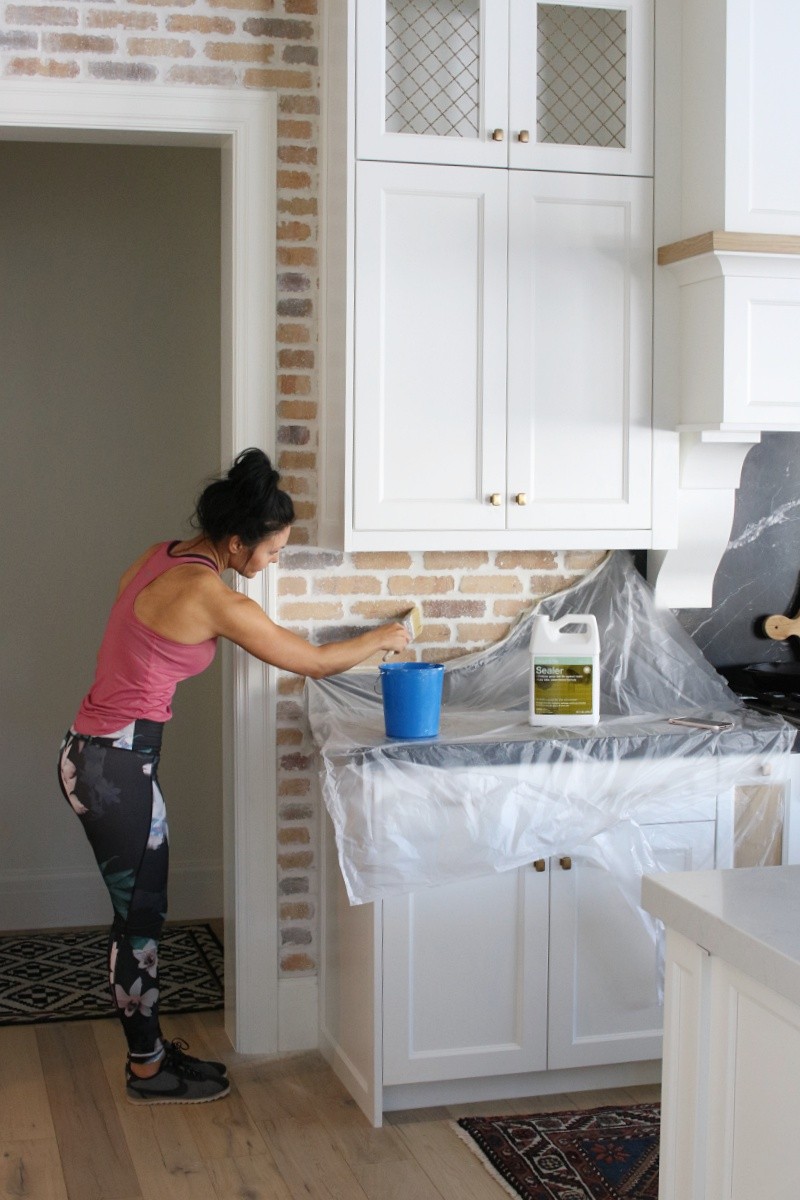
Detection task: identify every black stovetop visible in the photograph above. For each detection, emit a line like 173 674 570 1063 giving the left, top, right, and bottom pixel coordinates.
720 663 800 731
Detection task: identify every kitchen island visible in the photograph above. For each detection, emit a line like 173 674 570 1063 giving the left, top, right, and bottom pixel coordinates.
642 865 800 1199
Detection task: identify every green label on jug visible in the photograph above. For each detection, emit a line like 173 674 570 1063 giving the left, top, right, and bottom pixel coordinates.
533 657 593 715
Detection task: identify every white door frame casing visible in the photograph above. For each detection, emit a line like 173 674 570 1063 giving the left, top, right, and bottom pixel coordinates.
0 79 278 1054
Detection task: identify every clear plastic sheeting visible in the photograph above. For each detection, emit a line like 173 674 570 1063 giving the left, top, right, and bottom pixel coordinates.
307 552 796 908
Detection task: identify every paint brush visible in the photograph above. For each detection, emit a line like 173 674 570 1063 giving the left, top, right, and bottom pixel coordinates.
400 605 423 642
383 605 423 659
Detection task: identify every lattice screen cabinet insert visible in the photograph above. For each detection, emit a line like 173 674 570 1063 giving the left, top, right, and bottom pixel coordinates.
355 0 653 174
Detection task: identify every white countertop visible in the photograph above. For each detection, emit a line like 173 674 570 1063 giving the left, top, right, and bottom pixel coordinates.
642 865 800 1007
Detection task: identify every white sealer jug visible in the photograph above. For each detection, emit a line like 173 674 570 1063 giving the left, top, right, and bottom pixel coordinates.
529 613 600 727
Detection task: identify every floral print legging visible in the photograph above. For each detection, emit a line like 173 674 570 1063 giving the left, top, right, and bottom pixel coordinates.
58 721 168 1063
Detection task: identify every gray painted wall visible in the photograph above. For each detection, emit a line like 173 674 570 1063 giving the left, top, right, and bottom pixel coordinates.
0 141 223 928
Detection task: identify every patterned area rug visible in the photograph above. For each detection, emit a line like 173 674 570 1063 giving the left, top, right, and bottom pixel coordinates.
0 923 224 1026
455 1102 660 1200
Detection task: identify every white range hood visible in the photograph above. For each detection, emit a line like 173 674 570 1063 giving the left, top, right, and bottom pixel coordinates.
650 0 800 608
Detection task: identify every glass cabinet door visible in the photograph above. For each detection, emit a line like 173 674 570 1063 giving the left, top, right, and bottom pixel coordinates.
356 0 510 166
509 0 653 175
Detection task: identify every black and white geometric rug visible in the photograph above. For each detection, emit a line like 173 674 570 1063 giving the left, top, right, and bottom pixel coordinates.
0 922 224 1026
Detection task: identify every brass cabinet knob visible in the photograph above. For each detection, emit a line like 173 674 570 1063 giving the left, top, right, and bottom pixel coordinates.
532 858 546 872
518 129 530 143
559 856 572 870
515 492 528 506
489 492 502 506
491 128 505 142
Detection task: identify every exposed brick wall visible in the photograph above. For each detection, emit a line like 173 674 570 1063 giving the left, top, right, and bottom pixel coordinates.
1 7 607 981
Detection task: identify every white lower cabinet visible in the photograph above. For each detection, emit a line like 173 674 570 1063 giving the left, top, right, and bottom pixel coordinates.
383 819 716 1086
320 802 727 1127
547 819 716 1069
382 860 549 1085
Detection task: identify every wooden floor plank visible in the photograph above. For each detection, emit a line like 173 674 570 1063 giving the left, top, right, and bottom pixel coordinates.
0 1014 652 1200
157 1016 272 1160
297 1059 410 1170
352 1159 449 1200
90 1018 221 1200
0 1026 57 1143
258 1117 373 1200
624 1082 662 1103
204 1154 295 1200
235 1058 329 1129
183 1088 271 1162
389 1110 509 1200
446 1091 578 1119
565 1086 641 1110
36 1023 142 1200
0 1139 69 1200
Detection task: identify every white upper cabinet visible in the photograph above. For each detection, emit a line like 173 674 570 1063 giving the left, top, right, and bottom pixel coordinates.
352 160 509 536
681 0 800 234
351 161 652 544
356 0 510 167
506 170 653 531
321 0 658 551
509 0 653 177
356 0 653 176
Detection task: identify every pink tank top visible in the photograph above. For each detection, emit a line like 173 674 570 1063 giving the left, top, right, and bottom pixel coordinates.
75 542 219 734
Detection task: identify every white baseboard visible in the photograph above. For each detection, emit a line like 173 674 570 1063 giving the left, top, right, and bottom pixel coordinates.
278 976 319 1052
0 861 223 930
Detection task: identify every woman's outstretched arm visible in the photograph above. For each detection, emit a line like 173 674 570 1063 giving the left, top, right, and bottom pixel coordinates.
206 585 409 677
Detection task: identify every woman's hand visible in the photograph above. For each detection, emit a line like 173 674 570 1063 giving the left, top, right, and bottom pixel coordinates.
377 621 411 657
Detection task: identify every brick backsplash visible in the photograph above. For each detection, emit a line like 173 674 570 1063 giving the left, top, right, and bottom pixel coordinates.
275 547 607 976
1 6 607 977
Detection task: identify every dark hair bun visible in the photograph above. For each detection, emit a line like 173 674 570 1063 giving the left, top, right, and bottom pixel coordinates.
194 447 295 545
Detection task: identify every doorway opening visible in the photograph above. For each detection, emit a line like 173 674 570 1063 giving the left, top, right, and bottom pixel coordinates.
0 81 278 1054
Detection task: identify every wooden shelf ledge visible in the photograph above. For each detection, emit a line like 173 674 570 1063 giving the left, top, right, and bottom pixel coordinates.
658 230 800 266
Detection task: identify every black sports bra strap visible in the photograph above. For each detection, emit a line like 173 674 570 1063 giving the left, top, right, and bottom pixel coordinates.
165 541 219 571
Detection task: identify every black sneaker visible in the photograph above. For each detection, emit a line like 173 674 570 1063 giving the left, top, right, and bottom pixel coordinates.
162 1037 228 1080
125 1056 230 1105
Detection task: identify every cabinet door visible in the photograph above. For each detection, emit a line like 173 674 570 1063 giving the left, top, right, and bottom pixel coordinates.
547 820 716 1070
383 865 549 1085
506 170 652 532
356 0 510 167
509 0 653 176
353 160 508 534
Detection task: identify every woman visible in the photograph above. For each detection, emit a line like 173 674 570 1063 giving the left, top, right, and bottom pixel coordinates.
58 448 409 1105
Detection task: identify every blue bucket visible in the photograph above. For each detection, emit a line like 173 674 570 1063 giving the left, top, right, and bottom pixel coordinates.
379 662 445 739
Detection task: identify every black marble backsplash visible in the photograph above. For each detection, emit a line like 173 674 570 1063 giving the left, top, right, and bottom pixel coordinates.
675 432 800 669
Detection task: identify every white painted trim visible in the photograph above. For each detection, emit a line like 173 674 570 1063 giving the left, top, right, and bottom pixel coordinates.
278 977 319 1052
651 431 759 608
0 863 223 931
0 79 278 1054
381 1060 662 1117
